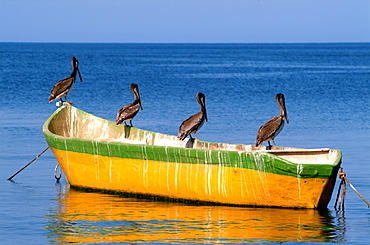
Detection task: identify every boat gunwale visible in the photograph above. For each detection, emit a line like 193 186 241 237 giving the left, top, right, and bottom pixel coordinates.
43 104 342 179
43 104 340 153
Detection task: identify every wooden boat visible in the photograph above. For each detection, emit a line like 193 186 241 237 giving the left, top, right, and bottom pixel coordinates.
43 103 342 209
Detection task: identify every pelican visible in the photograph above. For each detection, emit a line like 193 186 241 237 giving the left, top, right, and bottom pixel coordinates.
255 93 289 148
178 92 208 140
116 83 143 127
48 56 83 103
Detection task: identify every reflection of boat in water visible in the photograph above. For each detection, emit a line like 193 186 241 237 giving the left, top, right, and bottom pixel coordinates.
43 104 342 209
47 188 344 244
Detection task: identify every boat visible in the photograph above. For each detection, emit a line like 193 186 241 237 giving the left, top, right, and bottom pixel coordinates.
43 103 342 209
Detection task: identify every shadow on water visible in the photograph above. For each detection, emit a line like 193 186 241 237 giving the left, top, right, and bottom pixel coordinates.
45 184 346 244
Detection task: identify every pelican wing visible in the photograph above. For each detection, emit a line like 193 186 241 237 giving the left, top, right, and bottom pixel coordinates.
255 116 284 146
48 76 75 102
116 102 141 125
178 111 204 140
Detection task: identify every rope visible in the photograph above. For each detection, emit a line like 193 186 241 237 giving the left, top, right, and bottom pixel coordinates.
7 146 50 181
334 168 346 211
334 167 370 210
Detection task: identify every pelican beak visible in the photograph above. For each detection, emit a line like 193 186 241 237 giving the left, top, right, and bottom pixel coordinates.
134 86 143 110
278 93 288 124
282 101 289 124
285 111 289 124
197 92 207 122
140 101 143 110
77 67 83 82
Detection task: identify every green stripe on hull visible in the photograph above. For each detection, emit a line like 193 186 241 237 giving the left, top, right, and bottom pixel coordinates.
44 133 339 179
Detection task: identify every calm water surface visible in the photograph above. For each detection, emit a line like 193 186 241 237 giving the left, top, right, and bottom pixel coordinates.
0 43 369 244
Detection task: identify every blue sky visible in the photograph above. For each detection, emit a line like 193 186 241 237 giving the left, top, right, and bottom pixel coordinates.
1 0 369 43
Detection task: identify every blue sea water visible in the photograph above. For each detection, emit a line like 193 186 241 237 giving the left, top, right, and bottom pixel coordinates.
0 43 369 244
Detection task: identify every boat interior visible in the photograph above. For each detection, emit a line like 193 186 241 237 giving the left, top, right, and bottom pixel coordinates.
46 105 340 165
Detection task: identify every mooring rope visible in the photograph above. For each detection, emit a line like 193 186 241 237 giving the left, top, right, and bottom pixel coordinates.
7 146 50 181
335 167 370 210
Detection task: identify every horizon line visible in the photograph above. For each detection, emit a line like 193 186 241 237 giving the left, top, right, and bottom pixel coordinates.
1 41 370 45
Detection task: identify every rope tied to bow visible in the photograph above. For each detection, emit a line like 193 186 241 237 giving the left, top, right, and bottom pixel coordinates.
335 167 370 211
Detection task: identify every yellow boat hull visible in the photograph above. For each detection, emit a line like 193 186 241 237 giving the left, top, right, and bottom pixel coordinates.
51 147 336 208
